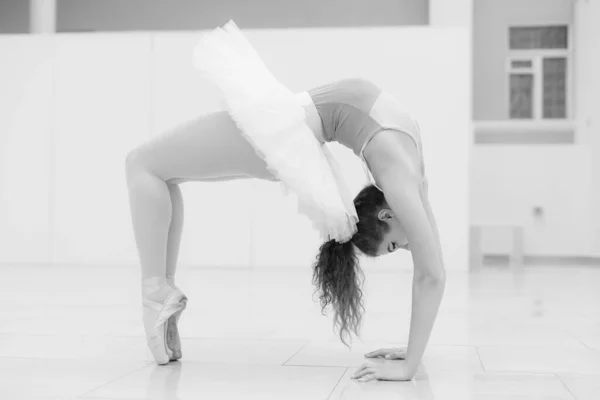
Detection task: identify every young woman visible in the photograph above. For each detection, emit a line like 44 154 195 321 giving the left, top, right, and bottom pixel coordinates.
125 21 445 382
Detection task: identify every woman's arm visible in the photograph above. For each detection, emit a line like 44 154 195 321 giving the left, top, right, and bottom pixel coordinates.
375 155 446 376
382 173 446 374
421 177 444 265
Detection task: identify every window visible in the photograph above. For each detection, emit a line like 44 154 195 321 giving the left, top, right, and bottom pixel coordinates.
543 57 567 119
507 25 570 120
509 26 568 49
510 74 534 119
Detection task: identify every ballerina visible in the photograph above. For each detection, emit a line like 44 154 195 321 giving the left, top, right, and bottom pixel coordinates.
125 21 445 382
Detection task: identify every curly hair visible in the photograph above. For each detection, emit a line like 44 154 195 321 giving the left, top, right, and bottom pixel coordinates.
312 184 390 348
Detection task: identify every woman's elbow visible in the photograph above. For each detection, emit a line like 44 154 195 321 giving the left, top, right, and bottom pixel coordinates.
416 269 446 286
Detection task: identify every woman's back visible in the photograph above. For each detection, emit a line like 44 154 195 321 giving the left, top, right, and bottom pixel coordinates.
308 78 425 188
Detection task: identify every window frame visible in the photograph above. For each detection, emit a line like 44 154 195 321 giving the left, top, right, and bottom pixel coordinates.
506 24 573 121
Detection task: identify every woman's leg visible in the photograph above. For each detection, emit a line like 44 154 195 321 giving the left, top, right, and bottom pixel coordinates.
128 111 274 280
164 177 252 289
126 150 183 365
125 152 173 289
164 183 184 361
166 183 184 290
126 111 275 364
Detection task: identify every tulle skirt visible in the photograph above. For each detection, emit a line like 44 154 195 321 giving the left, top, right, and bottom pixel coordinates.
192 20 358 244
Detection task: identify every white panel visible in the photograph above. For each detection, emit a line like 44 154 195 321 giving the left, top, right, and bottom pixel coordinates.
150 34 252 268
574 0 600 256
53 34 152 265
249 142 370 269
176 181 253 268
429 0 473 27
401 29 470 272
247 180 321 268
0 36 54 264
30 0 56 33
149 33 224 136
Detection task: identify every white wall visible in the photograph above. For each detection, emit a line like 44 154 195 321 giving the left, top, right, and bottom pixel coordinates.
0 27 470 271
471 146 593 256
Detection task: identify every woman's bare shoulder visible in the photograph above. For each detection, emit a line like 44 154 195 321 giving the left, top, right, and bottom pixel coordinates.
363 129 421 182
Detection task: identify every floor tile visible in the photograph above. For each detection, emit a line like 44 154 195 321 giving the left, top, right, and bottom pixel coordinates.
0 334 150 361
287 341 484 375
158 337 309 365
477 346 600 374
0 358 148 400
330 370 575 400
557 373 600 400
80 362 346 400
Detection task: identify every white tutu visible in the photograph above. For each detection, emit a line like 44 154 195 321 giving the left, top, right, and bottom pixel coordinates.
193 20 358 243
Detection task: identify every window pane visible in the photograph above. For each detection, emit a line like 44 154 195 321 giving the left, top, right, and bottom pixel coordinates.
543 57 567 119
510 74 534 119
509 26 568 49
511 60 533 69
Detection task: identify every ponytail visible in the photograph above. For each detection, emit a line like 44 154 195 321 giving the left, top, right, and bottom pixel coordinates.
312 238 365 348
311 184 390 348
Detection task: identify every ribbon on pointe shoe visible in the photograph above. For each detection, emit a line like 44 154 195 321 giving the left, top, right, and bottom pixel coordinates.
142 291 188 330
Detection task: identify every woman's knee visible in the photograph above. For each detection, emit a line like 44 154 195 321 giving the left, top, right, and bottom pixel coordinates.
125 149 155 183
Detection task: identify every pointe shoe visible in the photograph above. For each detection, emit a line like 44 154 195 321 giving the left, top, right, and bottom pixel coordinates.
142 288 187 365
167 311 184 361
166 284 186 361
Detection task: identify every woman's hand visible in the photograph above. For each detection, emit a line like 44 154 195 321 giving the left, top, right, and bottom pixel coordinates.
364 347 407 360
351 361 414 382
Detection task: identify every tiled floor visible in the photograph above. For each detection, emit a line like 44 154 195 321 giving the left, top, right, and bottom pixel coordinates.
0 264 598 399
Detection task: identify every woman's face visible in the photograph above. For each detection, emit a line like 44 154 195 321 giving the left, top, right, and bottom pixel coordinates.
376 208 409 256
